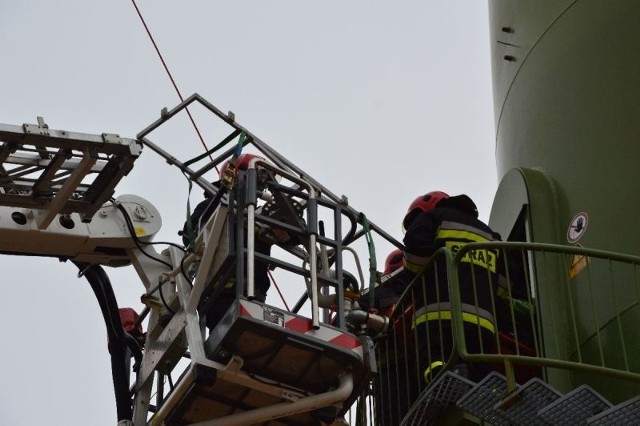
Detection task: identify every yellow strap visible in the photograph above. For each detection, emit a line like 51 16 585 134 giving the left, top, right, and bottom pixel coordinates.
414 310 495 334
423 360 445 382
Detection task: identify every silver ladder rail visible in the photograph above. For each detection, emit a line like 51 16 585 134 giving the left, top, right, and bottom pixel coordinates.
0 117 142 228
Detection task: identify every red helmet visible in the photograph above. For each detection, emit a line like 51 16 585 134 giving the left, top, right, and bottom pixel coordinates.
384 248 404 274
402 191 449 231
220 153 264 178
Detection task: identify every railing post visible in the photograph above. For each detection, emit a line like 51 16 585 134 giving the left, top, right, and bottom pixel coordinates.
503 359 517 393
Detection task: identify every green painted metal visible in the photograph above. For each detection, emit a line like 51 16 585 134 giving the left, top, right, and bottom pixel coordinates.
488 0 640 402
451 242 640 402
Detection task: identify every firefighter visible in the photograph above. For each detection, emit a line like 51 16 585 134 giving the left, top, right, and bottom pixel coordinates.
183 153 294 329
402 191 502 383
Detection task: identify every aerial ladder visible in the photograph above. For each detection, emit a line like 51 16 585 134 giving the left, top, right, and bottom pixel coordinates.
0 94 398 425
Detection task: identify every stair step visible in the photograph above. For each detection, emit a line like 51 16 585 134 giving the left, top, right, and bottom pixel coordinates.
456 371 517 425
401 371 475 426
430 370 477 406
538 384 612 425
587 394 640 425
494 378 562 425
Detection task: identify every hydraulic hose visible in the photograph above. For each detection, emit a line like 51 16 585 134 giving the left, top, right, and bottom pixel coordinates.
74 261 133 422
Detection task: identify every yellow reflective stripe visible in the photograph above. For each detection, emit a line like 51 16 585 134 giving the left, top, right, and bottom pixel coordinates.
416 302 495 322
403 257 423 274
437 229 490 243
439 221 496 240
424 360 444 382
404 252 429 265
414 311 495 334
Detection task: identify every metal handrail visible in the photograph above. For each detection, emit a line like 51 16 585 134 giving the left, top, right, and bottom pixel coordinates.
450 241 640 383
370 241 640 424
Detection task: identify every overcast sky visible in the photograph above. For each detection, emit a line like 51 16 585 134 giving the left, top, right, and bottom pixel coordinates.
0 2 495 424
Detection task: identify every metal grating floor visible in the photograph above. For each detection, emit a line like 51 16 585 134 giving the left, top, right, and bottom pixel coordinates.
401 371 475 425
587 394 640 425
538 384 612 425
494 377 562 425
430 371 476 406
456 371 515 426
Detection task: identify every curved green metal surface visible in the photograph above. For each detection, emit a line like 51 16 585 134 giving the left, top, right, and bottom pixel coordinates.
488 0 640 402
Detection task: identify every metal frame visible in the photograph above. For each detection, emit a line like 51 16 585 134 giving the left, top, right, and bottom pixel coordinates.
136 93 399 248
0 97 397 425
137 93 402 327
0 118 142 227
125 95 393 424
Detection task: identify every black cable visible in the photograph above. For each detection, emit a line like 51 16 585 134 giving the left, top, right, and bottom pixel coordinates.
123 332 144 373
147 239 186 252
114 198 193 286
115 202 176 313
118 204 175 315
76 263 122 338
114 202 186 252
74 261 133 422
158 283 175 315
136 236 186 252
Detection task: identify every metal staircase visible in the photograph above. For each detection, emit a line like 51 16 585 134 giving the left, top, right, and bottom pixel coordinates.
402 370 640 425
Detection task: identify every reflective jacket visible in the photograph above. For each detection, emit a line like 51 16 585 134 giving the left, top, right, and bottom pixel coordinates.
403 196 502 332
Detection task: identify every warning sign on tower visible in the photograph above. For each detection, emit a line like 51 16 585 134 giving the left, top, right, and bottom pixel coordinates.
567 212 588 244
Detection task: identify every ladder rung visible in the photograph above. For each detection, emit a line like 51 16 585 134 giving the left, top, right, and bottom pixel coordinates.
0 120 142 226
